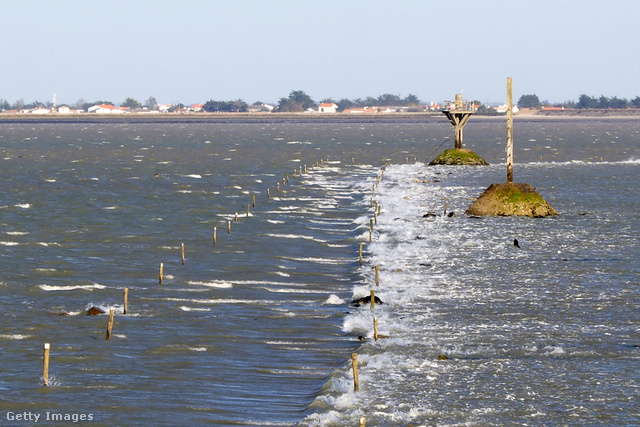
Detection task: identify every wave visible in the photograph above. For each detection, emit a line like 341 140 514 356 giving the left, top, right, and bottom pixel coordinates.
39 283 107 291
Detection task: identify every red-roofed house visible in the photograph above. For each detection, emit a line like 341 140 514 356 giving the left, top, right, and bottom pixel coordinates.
318 103 338 113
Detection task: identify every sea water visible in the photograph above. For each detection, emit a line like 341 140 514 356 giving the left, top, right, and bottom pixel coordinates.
0 118 638 426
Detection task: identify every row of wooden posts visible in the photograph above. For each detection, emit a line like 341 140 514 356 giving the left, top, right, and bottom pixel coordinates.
350 165 388 427
41 157 336 387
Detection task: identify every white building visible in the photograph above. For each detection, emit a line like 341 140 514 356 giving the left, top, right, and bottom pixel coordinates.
318 102 338 113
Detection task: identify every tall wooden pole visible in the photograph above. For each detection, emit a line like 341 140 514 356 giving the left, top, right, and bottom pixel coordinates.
506 77 514 183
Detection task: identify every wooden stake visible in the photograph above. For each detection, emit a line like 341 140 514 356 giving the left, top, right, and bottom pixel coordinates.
359 417 366 427
359 244 363 266
277 182 280 192
373 316 379 342
443 200 448 217
159 262 163 284
43 343 50 387
370 290 375 311
234 212 238 222
213 226 217 246
181 242 185 265
507 76 514 183
352 157 355 164
375 266 379 286
247 203 250 217
228 221 231 234
252 194 256 207
106 307 115 340
267 188 270 198
351 353 359 392
304 165 307 174
123 287 128 315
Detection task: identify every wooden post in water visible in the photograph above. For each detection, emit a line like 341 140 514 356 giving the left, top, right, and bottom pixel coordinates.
351 353 359 392
234 212 238 222
159 262 163 284
123 287 128 315
181 243 185 265
373 316 379 342
43 343 50 387
252 194 256 207
375 266 379 286
370 290 375 311
359 244 363 266
247 203 250 218
228 221 231 234
267 188 270 198
359 417 366 427
106 307 115 340
506 76 514 183
213 226 217 246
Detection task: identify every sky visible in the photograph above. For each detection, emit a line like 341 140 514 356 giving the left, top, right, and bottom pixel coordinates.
1 1 639 107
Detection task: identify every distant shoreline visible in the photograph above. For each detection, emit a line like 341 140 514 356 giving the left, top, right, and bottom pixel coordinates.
2 110 640 125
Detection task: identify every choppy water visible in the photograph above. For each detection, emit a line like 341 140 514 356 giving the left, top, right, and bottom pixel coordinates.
0 118 638 426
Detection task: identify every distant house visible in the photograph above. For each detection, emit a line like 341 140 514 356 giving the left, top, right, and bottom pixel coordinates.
377 107 394 113
88 104 126 114
495 104 520 114
247 103 275 113
158 104 172 113
318 103 338 113
188 103 204 112
30 108 51 114
58 105 71 114
344 107 376 114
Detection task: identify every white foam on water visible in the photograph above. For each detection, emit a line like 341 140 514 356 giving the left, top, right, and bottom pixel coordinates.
324 294 345 305
39 283 107 291
0 241 19 246
186 280 233 289
0 334 31 340
15 203 31 209
5 231 28 235
179 306 211 312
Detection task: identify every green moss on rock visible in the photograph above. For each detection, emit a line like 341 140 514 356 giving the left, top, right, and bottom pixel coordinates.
466 182 558 217
429 148 489 166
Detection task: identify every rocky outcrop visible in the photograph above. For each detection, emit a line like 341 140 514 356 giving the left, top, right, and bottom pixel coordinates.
429 149 489 166
466 182 557 217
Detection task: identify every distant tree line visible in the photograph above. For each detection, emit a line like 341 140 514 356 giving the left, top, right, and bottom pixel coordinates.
518 94 640 109
6 91 640 113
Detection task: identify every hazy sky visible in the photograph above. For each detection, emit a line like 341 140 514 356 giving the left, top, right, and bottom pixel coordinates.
2 1 639 107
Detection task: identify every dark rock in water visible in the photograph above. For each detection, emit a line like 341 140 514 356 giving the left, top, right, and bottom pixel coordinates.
422 212 438 218
514 238 520 248
86 306 106 316
351 295 383 307
357 336 367 341
415 236 426 240
447 211 456 217
419 263 432 267
438 355 449 360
